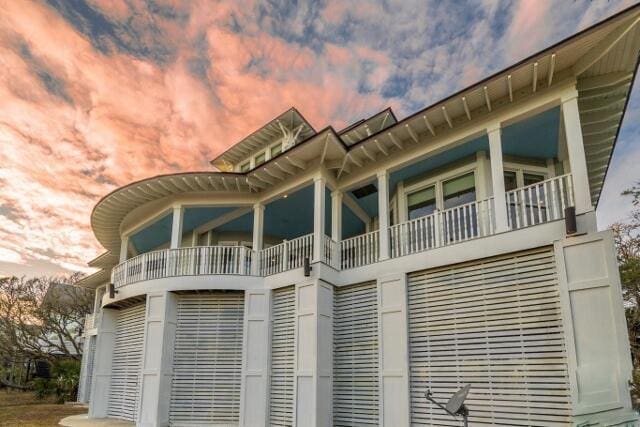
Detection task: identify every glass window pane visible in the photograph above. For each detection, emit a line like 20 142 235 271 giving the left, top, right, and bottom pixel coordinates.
255 152 266 166
504 171 517 191
270 144 282 157
523 173 545 186
443 173 475 209
239 162 250 172
408 186 436 219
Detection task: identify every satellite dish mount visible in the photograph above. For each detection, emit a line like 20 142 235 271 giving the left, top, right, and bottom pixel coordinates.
425 384 471 427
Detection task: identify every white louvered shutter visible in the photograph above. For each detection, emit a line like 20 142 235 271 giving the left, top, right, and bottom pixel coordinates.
333 282 379 426
408 247 571 426
169 292 244 426
108 303 146 422
269 286 295 427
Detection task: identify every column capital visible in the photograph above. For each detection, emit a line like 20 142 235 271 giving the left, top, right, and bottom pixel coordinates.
486 122 501 134
331 189 343 199
377 170 389 179
314 174 326 183
253 202 265 211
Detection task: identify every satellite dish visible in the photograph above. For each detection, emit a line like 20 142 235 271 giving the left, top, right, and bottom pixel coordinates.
425 385 471 427
445 384 470 414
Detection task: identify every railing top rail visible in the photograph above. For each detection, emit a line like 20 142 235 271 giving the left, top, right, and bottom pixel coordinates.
114 245 255 269
505 173 572 195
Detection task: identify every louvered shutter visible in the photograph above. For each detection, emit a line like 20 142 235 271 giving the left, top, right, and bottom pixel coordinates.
408 247 571 426
269 286 295 427
169 292 244 426
333 282 379 426
108 303 146 422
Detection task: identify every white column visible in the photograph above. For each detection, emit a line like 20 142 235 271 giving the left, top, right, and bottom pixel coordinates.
313 177 326 262
294 280 333 427
138 292 177 427
488 125 509 232
252 203 264 275
377 274 410 426
88 308 117 418
561 91 593 214
476 151 488 200
554 231 636 424
239 290 271 427
119 235 129 263
331 191 343 241
170 205 184 249
377 171 390 260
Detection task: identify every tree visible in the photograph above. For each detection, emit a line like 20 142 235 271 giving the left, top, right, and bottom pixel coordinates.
0 274 93 365
613 183 640 405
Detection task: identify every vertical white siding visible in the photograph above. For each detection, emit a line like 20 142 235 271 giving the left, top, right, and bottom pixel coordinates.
169 292 244 426
333 282 379 426
407 247 571 426
108 303 146 422
269 286 295 427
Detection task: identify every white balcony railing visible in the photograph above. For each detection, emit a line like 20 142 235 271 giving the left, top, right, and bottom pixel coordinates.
112 246 255 288
84 313 95 331
506 173 574 230
109 175 575 287
323 235 339 269
260 233 313 276
340 230 379 270
390 197 495 258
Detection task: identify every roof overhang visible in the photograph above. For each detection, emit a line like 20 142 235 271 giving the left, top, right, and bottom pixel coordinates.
75 268 110 289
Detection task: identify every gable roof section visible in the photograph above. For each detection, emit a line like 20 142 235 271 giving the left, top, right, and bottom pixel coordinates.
210 107 316 170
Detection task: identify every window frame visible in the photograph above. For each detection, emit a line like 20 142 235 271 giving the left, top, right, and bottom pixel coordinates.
403 164 478 218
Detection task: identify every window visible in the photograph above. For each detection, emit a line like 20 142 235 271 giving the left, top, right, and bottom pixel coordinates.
443 172 476 209
239 162 250 172
254 152 266 166
504 171 517 191
408 185 436 220
270 144 282 157
523 173 545 186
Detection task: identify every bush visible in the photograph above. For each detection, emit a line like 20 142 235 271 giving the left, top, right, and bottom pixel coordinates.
32 359 80 403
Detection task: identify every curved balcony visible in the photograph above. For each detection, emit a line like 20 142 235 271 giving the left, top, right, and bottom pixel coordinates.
112 245 256 289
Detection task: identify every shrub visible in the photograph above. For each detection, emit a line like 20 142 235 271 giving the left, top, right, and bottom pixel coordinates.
32 359 80 403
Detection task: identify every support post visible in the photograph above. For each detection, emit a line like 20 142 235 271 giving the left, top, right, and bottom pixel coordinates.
561 91 593 214
252 203 264 275
331 191 343 241
488 125 509 232
170 205 184 249
239 290 272 427
138 292 177 427
88 308 117 418
119 235 129 263
313 177 326 263
377 171 390 260
377 274 410 426
294 280 333 427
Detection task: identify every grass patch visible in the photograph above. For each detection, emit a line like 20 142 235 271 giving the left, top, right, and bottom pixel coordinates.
0 389 86 427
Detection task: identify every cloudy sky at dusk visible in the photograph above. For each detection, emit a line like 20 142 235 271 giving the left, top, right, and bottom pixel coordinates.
0 0 638 277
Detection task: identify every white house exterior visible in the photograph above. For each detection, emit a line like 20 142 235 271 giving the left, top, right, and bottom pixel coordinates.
77 6 640 427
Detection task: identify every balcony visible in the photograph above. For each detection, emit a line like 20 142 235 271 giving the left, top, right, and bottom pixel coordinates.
110 174 574 289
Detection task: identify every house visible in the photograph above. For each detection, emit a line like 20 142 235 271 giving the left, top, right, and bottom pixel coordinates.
76 6 640 426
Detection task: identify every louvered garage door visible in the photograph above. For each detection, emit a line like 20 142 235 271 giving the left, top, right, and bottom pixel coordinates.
408 247 571 426
334 282 379 427
169 292 244 426
269 286 295 427
108 303 146 422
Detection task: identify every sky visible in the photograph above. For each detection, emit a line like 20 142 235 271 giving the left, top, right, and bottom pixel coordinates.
0 0 638 277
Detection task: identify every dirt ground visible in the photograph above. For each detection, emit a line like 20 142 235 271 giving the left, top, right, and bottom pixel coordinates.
0 390 87 427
